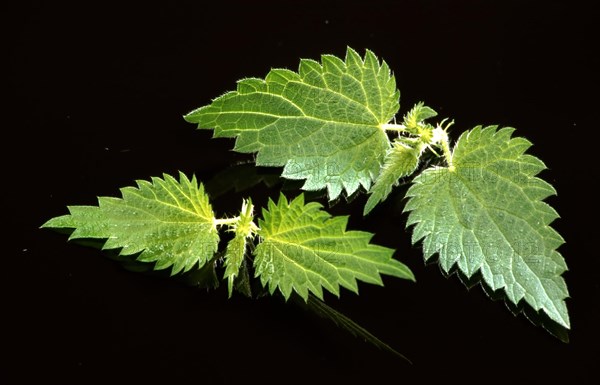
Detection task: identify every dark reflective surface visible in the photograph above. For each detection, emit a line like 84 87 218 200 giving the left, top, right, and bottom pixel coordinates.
6 1 598 384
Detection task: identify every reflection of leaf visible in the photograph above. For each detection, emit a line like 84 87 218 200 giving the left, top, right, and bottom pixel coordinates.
254 194 414 301
177 256 220 290
297 294 410 362
404 126 569 328
42 172 220 275
185 47 399 200
204 162 281 199
231 258 252 298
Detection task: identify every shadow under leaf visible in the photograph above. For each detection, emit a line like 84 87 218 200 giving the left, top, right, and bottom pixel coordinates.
433 260 570 342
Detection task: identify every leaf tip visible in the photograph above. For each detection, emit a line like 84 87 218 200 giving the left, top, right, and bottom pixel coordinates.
182 110 198 123
40 214 74 230
363 197 377 216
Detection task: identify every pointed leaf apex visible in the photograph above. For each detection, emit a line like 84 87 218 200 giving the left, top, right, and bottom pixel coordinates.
254 193 413 301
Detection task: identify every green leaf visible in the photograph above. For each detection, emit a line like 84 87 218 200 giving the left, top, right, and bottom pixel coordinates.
404 126 569 328
254 193 414 301
41 172 220 275
223 199 257 298
403 101 437 132
184 47 399 200
364 140 423 215
223 234 247 297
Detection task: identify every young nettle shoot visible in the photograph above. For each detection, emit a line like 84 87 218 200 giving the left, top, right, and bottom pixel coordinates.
43 48 569 356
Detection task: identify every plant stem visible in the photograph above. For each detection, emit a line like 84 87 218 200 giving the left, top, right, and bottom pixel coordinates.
380 123 407 132
440 136 453 170
431 121 454 170
214 217 240 227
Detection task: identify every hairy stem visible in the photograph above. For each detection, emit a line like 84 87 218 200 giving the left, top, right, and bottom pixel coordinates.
214 217 240 227
380 123 407 132
440 137 453 170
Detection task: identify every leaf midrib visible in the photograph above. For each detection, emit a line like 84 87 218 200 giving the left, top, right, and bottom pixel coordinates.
127 190 213 223
265 236 387 272
202 109 383 131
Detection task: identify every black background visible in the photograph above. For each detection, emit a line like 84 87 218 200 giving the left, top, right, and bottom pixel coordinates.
5 1 599 384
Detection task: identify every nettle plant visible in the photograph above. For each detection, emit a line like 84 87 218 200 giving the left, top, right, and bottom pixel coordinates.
43 47 569 355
